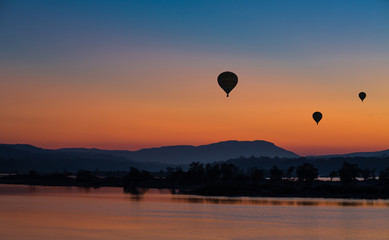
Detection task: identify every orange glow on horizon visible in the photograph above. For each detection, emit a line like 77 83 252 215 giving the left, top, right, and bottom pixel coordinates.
1 54 389 156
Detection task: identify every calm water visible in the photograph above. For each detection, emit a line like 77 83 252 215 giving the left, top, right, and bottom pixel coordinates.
0 185 388 240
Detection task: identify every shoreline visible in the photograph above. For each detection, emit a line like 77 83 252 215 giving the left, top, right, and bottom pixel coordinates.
0 181 388 200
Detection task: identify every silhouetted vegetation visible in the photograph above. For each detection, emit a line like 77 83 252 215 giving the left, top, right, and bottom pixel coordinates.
123 167 155 193
249 167 265 183
1 161 389 199
296 163 318 183
338 162 361 183
329 171 338 181
270 165 283 182
379 167 389 184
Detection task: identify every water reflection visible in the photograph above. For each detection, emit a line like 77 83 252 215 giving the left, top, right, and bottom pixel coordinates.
169 195 389 208
1 185 389 240
1 184 388 208
124 191 145 201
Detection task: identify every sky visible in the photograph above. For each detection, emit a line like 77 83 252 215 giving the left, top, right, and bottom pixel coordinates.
1 0 389 156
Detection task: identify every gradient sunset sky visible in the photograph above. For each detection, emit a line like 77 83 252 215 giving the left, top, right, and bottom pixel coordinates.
1 0 389 155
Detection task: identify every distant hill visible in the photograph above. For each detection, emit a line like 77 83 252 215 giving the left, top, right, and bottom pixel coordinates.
0 144 170 173
310 149 389 158
0 140 298 173
113 140 299 165
3 141 387 175
57 140 299 165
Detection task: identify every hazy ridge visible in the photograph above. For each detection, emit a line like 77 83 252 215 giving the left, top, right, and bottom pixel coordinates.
0 141 388 174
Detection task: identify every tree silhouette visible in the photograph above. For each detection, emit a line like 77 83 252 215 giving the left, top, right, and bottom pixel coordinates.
76 169 93 181
379 167 389 183
338 162 361 183
28 170 39 178
286 166 295 179
329 170 338 181
184 162 205 185
249 168 265 183
204 164 221 184
296 163 318 183
361 168 373 181
76 169 100 187
270 165 283 182
220 163 238 183
166 167 184 186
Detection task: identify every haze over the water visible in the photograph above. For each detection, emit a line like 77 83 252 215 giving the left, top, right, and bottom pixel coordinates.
1 0 389 155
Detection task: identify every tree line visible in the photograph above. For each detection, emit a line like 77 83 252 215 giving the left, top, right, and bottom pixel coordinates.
164 161 389 186
1 161 389 198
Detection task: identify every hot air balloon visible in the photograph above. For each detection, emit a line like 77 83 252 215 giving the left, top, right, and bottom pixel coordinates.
359 92 366 102
217 71 238 97
312 112 322 125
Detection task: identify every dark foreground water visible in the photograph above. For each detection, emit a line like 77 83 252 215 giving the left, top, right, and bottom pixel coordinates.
0 184 388 240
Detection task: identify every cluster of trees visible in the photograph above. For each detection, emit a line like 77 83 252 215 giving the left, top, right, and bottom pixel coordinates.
166 162 239 186
164 161 389 186
330 162 389 183
19 161 389 188
1 161 389 198
159 162 389 197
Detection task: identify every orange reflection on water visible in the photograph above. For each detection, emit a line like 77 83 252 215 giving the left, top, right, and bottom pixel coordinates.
1 185 389 240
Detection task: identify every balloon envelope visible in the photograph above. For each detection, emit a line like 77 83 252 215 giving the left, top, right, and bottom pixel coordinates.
218 71 238 97
312 112 322 125
359 92 366 102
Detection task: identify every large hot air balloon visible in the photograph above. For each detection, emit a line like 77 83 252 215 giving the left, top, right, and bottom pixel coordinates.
312 112 322 125
217 71 238 97
359 92 366 102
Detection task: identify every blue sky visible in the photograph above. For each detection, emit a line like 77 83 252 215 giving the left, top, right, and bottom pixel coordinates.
1 0 389 154
2 0 388 63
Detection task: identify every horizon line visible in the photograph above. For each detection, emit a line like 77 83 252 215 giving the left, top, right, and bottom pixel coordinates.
1 140 388 157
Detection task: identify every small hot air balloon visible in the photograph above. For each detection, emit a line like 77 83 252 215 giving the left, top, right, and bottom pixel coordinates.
217 71 238 97
312 111 322 125
359 92 366 102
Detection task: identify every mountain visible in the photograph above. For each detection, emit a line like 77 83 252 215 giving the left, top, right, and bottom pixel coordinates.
58 140 299 165
122 140 299 164
0 140 298 173
0 144 170 173
1 142 389 175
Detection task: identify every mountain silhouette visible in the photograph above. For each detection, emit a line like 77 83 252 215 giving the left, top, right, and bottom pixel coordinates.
0 144 170 173
0 140 298 173
2 142 388 174
309 149 389 158
115 140 299 165
58 140 299 165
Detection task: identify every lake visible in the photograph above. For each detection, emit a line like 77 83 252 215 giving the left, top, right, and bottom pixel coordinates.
0 184 388 240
